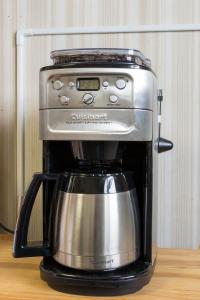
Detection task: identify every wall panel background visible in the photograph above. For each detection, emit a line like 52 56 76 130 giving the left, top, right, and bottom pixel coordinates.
0 0 200 248
0 0 17 234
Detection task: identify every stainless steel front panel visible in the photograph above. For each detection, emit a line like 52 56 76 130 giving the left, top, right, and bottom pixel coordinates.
53 189 140 270
39 108 152 141
46 73 133 109
40 68 156 110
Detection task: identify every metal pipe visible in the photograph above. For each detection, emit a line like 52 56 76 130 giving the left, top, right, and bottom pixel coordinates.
16 42 24 208
16 23 200 44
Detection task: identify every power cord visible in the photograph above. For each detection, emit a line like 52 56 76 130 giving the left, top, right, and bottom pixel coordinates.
0 223 14 234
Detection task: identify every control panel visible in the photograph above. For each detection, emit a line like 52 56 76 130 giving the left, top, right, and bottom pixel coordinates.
45 74 133 109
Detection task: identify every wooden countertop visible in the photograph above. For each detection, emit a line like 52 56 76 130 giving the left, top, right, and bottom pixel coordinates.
1 235 200 300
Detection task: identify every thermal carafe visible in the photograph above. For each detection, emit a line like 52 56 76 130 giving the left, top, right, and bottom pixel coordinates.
53 171 140 270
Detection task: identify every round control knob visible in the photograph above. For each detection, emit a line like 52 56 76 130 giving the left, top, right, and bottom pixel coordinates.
83 93 94 105
116 79 126 89
53 80 63 90
68 81 75 87
103 81 109 87
60 95 70 104
109 95 118 103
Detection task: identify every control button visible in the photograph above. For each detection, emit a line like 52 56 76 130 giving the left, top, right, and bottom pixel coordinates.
116 79 126 89
53 80 64 90
109 95 118 103
83 93 94 105
102 81 109 87
60 96 70 104
68 81 75 87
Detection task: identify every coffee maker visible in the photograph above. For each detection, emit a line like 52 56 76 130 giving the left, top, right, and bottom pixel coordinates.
13 48 173 295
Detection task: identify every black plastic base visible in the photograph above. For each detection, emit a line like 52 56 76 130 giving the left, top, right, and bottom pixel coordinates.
40 257 155 296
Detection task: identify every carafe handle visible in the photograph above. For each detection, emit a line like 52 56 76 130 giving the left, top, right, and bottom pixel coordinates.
13 173 58 257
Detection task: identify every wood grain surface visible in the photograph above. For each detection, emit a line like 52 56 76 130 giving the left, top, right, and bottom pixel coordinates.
0 235 200 300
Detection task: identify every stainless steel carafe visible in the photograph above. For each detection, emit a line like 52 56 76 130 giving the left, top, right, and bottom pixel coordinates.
53 171 140 270
13 169 140 271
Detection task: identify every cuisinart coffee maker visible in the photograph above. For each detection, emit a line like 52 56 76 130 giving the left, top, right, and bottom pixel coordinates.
13 48 173 295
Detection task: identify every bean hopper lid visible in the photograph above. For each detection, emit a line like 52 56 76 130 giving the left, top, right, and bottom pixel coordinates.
50 48 151 68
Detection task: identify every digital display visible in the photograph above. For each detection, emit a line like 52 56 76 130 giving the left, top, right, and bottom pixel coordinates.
77 78 100 91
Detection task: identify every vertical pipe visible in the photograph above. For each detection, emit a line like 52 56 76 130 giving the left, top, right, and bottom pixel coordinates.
16 34 24 211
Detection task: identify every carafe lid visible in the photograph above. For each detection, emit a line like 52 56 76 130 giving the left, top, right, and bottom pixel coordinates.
62 171 135 194
50 48 151 67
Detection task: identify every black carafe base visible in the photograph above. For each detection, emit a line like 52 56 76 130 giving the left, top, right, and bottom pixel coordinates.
40 257 155 296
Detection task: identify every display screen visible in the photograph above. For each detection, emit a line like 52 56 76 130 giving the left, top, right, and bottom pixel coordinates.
77 78 100 91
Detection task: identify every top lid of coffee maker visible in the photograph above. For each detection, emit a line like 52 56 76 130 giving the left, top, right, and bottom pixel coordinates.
50 48 151 67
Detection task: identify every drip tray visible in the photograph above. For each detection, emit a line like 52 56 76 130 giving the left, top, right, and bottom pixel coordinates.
40 256 155 296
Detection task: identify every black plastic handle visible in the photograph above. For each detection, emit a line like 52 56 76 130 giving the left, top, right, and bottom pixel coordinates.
158 137 173 153
157 89 173 153
13 173 58 258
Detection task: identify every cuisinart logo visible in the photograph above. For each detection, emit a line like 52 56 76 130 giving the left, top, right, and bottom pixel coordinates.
71 113 108 121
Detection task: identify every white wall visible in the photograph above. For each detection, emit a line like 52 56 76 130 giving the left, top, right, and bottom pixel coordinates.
1 0 200 248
